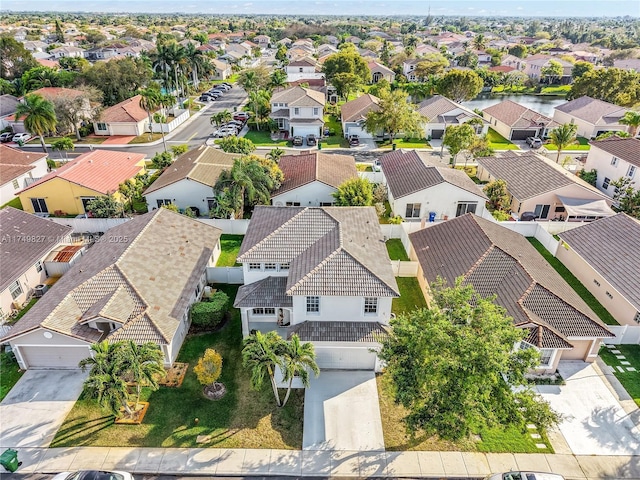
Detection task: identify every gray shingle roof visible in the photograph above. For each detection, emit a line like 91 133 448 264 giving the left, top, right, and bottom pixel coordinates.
0 208 73 292
238 206 399 297
558 213 640 311
290 321 389 342
234 276 293 308
2 209 222 346
409 214 613 344
588 137 640 168
380 149 487 199
271 86 325 107
340 94 380 123
417 95 487 125
555 96 628 124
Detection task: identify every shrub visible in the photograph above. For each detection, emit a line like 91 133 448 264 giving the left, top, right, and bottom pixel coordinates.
194 348 223 386
190 291 229 329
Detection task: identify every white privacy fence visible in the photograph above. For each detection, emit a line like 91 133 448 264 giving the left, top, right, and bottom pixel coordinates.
603 325 640 345
151 108 190 133
207 267 244 284
391 260 419 277
197 219 250 235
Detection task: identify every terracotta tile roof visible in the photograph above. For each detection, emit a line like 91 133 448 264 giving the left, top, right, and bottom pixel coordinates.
559 213 640 311
20 149 146 195
2 209 222 347
409 214 613 343
0 145 47 186
271 86 325 107
289 58 317 67
50 244 84 262
555 96 628 124
144 146 237 194
367 61 394 75
483 100 556 129
238 206 399 298
588 137 640 167
274 152 357 196
340 94 380 123
489 65 516 73
290 321 389 342
100 94 149 123
0 207 72 292
29 87 85 101
380 149 487 199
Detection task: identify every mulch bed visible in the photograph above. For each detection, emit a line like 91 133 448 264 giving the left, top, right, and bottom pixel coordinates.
157 362 189 388
114 401 149 425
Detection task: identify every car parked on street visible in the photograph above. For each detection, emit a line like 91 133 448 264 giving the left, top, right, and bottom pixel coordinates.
52 470 135 480
348 134 360 146
484 472 565 480
12 133 31 143
292 136 304 146
0 132 14 143
233 112 251 121
199 95 212 102
306 134 316 146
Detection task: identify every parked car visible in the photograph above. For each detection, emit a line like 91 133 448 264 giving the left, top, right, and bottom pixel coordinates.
292 136 304 146
526 137 543 148
484 472 565 480
212 128 236 138
348 134 360 146
199 95 212 102
0 132 14 143
233 112 251 121
52 471 134 480
209 89 225 95
372 160 381 172
225 120 244 128
12 133 31 143
306 134 316 146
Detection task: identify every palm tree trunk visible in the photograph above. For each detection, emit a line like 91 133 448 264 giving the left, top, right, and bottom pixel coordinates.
39 135 48 154
267 366 282 407
281 377 293 407
556 149 561 164
161 128 167 153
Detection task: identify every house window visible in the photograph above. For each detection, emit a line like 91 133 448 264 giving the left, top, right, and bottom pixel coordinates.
35 261 43 273
30 198 48 213
81 197 96 213
299 67 303 72
627 165 637 178
306 296 320 313
252 307 276 315
611 156 619 166
96 122 107 131
286 202 301 206
249 263 261 271
634 312 640 324
264 263 277 271
313 107 319 115
533 204 550 219
12 179 19 189
593 279 601 287
156 199 172 207
294 107 300 115
405 203 421 218
602 177 611 190
539 349 554 367
364 297 378 314
280 263 290 270
606 291 613 299
9 280 22 300
456 202 477 217
320 202 333 206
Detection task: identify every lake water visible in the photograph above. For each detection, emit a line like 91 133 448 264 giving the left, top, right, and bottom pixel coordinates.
462 94 567 118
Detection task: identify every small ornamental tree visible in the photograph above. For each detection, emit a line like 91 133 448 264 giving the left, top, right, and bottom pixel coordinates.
484 179 510 212
152 151 174 169
576 168 598 186
332 177 374 206
86 195 121 218
194 349 223 387
217 136 256 155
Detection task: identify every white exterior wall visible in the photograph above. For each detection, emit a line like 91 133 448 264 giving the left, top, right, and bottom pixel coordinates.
584 146 639 195
517 184 612 219
271 181 337 207
1 255 51 320
482 114 515 140
10 328 91 370
553 109 627 139
94 120 147 136
145 179 215 214
343 122 374 139
389 182 487 221
0 157 48 205
242 263 290 285
291 295 393 325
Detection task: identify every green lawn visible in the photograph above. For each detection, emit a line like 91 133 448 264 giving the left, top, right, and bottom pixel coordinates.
540 85 571 95
216 235 243 267
128 133 164 144
487 128 520 150
378 138 432 149
377 374 553 453
243 130 289 147
386 239 409 261
356 163 373 172
0 351 24 402
1 197 23 210
322 115 349 148
26 136 107 145
527 238 618 325
544 136 591 151
50 285 304 449
392 277 428 316
599 345 640 407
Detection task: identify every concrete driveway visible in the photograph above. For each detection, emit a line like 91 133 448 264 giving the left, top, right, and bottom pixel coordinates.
303 371 384 451
536 361 640 455
0 369 87 448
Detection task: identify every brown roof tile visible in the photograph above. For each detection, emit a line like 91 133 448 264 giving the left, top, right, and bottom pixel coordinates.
100 94 149 123
290 321 389 342
555 96 628 124
274 152 357 196
483 100 555 129
340 94 380 123
588 137 640 167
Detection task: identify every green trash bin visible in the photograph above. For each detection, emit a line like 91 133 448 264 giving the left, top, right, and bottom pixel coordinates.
0 448 21 472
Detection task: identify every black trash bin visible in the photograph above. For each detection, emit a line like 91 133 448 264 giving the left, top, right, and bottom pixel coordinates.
0 449 21 472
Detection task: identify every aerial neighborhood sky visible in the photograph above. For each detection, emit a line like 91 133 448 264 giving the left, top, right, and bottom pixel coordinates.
1 0 639 17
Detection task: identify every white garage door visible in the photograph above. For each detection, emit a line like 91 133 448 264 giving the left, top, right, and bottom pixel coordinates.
314 346 377 370
19 345 90 369
346 126 373 139
292 125 321 138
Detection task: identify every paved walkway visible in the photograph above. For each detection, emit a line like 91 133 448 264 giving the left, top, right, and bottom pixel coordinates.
9 446 640 478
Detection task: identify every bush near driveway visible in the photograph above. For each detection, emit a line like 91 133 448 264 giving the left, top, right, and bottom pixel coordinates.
50 285 304 449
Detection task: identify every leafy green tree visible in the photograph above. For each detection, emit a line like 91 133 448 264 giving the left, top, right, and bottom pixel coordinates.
455 50 479 69
82 57 152 106
51 137 74 160
118 175 147 213
541 60 563 85
484 179 510 211
152 151 174 169
576 168 598 186
194 348 223 387
332 177 374 206
51 86 102 140
275 44 288 66
508 44 528 58
364 89 426 144
217 136 256 154
322 45 370 99
279 334 319 407
15 93 57 153
242 331 285 407
121 341 165 409
270 69 288 91
58 56 90 72
595 131 630 140
379 279 560 441
86 195 122 218
549 123 578 163
170 144 189 157
568 68 640 107
0 78 15 95
0 37 38 80
238 66 271 93
413 54 449 81
571 61 594 79
21 66 75 92
436 69 483 102
442 123 476 162
611 177 640 219
620 110 640 137
247 89 272 130
55 19 65 43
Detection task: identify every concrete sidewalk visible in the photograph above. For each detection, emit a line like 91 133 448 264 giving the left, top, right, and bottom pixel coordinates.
10 446 640 478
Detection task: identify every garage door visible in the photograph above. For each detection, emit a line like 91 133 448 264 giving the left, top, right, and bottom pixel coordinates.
346 126 373 139
511 129 536 140
431 129 445 139
19 345 90 369
313 346 377 370
291 125 321 138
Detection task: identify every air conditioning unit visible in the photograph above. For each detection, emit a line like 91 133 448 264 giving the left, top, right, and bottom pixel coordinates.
34 284 48 298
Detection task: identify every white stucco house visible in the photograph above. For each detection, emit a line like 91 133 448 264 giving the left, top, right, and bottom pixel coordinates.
270 86 325 138
0 209 222 369
93 95 149 136
49 45 85 59
234 206 399 371
380 149 488 221
144 146 237 215
340 94 380 139
417 95 489 140
483 100 558 141
285 58 324 83
0 145 48 206
0 208 72 322
271 152 357 207
584 137 640 195
553 96 631 139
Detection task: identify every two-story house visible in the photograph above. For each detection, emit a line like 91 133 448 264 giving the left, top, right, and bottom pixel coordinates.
270 86 325 138
285 58 324 83
0 145 48 206
234 206 399 371
418 95 489 140
584 137 640 195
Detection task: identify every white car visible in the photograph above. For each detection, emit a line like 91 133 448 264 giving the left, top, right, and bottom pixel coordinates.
12 133 31 143
372 160 381 172
52 471 134 480
485 472 565 480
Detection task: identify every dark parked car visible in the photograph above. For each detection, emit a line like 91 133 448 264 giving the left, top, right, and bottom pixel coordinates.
199 95 212 102
0 132 14 143
348 134 360 146
292 136 304 146
306 134 316 146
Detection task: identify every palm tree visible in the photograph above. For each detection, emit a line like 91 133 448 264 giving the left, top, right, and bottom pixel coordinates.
239 70 258 94
184 42 204 89
216 157 273 218
549 123 578 163
15 93 57 153
242 331 285 406
211 109 232 128
472 34 487 51
120 341 165 409
138 87 161 140
620 110 640 138
269 69 288 91
279 334 319 407
51 137 74 160
266 147 285 163
154 113 169 153
247 89 271 131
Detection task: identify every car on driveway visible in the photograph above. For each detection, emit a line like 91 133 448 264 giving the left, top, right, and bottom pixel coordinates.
348 134 360 146
484 472 565 480
372 160 381 172
52 471 134 480
306 134 317 146
526 136 543 149
212 127 237 138
292 136 304 146
12 133 31 143
0 132 14 143
199 95 212 102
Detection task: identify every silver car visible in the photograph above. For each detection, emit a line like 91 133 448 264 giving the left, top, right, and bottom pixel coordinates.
485 472 565 480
